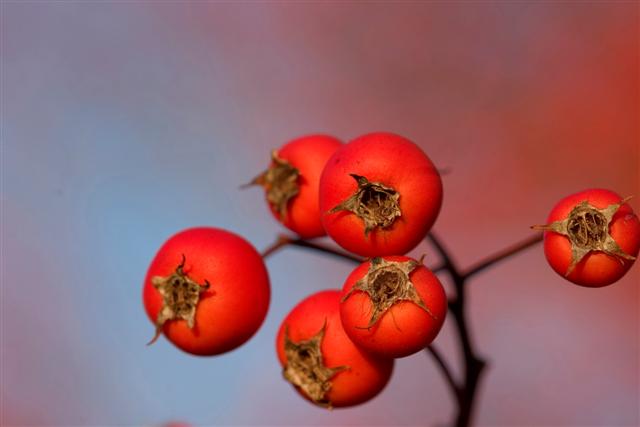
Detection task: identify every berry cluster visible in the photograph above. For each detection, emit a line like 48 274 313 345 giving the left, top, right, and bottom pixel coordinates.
269 133 446 407
142 132 640 410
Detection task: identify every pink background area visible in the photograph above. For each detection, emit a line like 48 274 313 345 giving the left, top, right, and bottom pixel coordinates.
2 2 638 426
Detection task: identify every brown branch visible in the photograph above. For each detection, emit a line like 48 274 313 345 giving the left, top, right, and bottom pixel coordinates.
288 239 364 263
425 345 460 401
427 232 463 283
262 234 364 263
448 297 486 427
461 233 543 279
263 235 446 271
427 232 543 426
261 235 293 259
264 231 543 427
428 232 486 427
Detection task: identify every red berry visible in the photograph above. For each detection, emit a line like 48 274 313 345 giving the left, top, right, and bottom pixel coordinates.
340 256 447 358
533 189 640 287
276 290 393 408
248 135 343 238
319 132 442 257
143 227 270 355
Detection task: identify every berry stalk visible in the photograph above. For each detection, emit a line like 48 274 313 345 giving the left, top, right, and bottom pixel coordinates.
262 232 542 427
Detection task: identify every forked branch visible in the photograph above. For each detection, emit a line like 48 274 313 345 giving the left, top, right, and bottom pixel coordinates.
263 232 542 427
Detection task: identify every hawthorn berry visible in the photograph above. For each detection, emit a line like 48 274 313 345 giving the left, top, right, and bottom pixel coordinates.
339 256 447 358
276 290 393 408
247 135 342 238
319 132 442 257
533 189 640 287
143 227 270 355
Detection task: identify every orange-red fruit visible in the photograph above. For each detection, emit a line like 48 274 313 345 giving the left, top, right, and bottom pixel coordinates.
143 227 270 355
340 256 447 358
541 189 640 287
319 132 442 257
276 290 394 408
264 135 342 238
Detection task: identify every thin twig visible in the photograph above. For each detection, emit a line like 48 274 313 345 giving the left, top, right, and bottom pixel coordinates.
261 234 364 263
427 232 463 282
427 232 543 427
425 345 460 401
461 234 543 279
431 263 447 275
427 232 486 427
263 235 445 270
261 235 293 259
288 239 364 263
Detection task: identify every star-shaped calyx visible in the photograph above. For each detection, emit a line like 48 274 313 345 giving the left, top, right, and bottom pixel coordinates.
147 255 211 345
532 197 636 276
342 257 437 329
245 150 300 221
329 174 401 237
282 323 348 408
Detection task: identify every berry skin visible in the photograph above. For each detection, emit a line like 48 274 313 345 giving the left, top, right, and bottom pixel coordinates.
276 290 394 408
143 227 270 355
319 132 442 257
533 189 640 287
339 256 447 358
248 135 343 238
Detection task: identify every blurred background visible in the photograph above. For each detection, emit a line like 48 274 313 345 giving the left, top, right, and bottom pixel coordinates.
2 2 638 426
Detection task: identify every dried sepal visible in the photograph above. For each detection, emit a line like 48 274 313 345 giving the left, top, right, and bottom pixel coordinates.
532 196 636 276
342 257 436 329
245 150 300 220
329 174 401 236
282 323 348 408
147 255 211 345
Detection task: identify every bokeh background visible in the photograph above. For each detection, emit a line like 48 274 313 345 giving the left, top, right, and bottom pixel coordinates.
2 2 638 426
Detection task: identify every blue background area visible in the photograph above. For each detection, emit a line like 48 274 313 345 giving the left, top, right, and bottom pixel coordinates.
2 3 638 426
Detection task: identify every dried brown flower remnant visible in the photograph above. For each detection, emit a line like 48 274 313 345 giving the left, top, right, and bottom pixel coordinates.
282 324 347 408
532 197 636 276
329 174 401 236
148 255 210 345
342 257 436 329
246 151 300 220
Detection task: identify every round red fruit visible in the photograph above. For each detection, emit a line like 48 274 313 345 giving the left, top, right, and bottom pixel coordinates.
319 132 442 257
276 290 393 408
340 256 447 358
533 189 640 287
143 227 270 355
248 135 343 238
